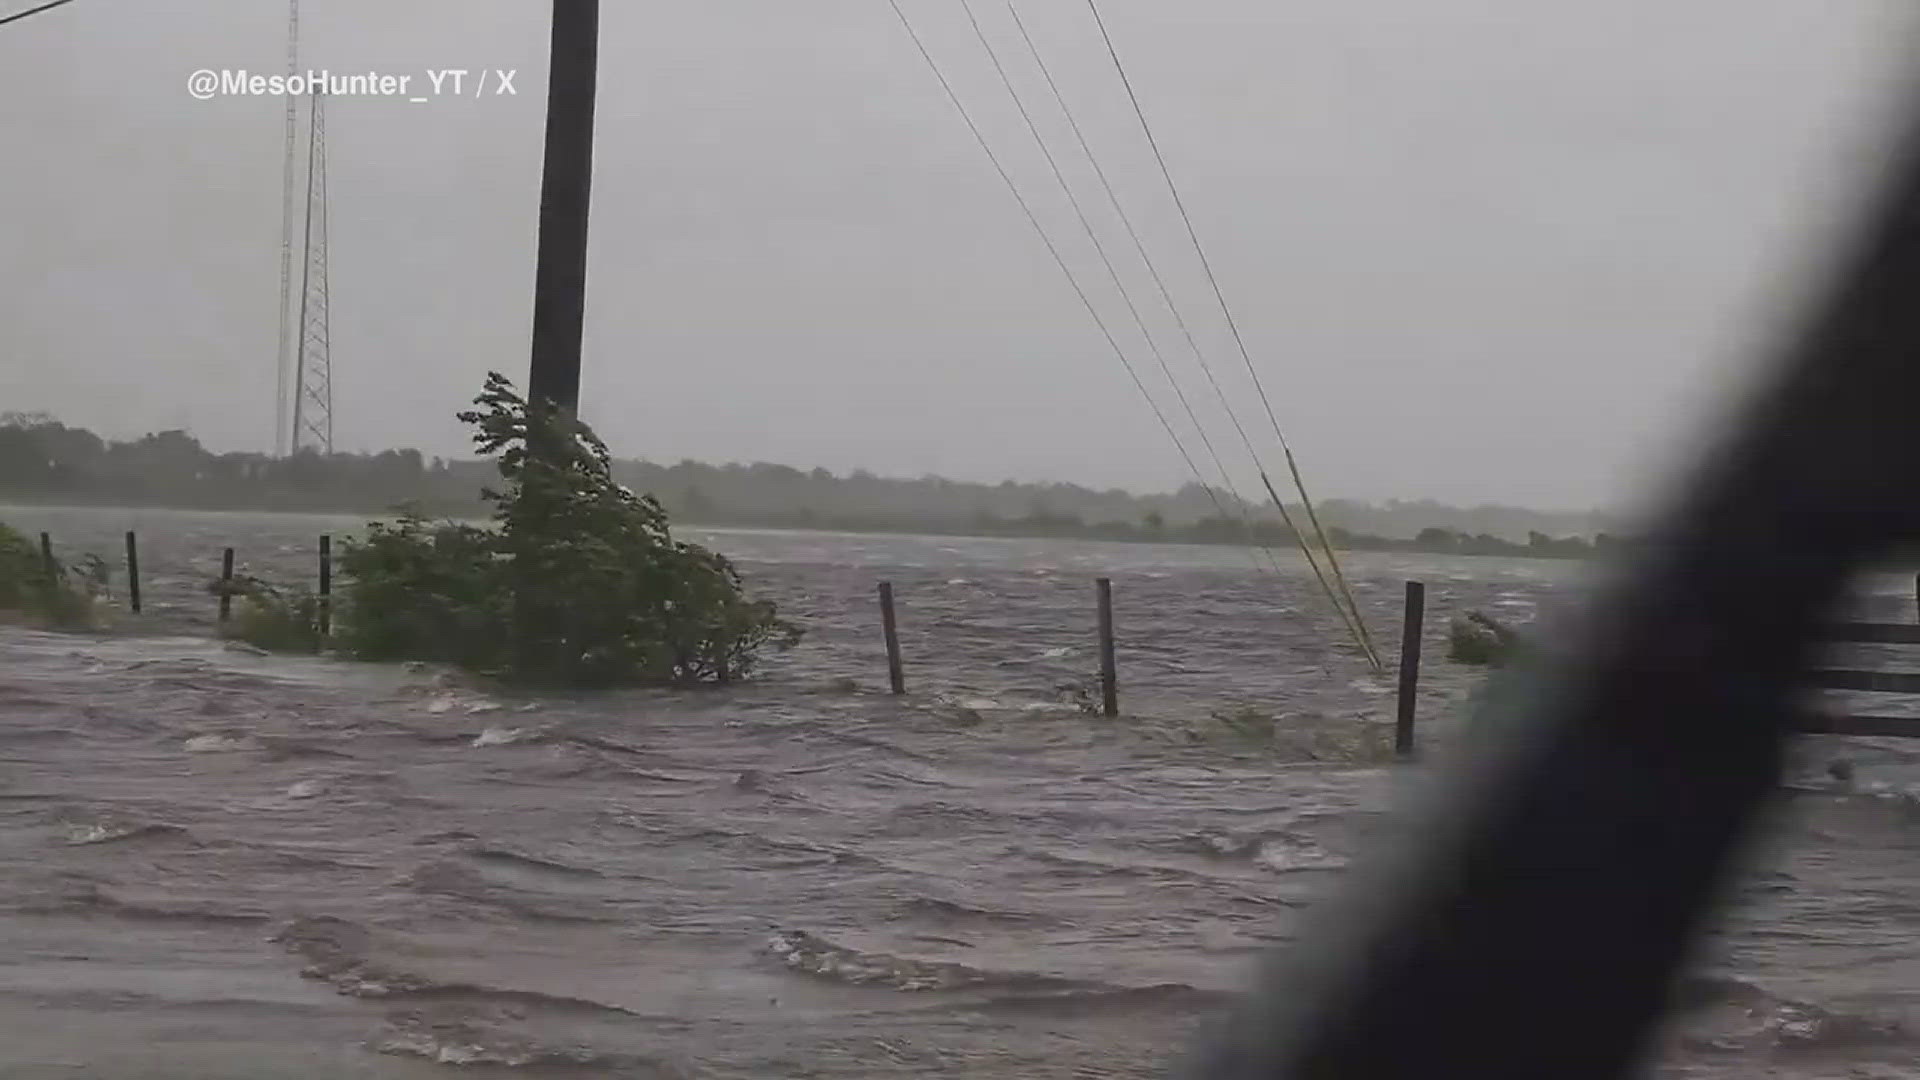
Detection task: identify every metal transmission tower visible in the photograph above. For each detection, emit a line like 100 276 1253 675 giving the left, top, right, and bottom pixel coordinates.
274 0 300 454
290 87 333 455
272 0 334 456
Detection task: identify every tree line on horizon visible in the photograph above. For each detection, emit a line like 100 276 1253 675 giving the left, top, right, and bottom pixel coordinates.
0 412 1626 558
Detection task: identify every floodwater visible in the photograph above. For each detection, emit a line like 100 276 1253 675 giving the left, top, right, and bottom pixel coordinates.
2 504 1920 1078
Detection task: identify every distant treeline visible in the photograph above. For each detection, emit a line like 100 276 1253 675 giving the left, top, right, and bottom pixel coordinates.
0 413 1627 559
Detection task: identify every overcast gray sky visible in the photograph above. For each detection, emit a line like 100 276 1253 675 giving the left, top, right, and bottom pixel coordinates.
1 1 1911 510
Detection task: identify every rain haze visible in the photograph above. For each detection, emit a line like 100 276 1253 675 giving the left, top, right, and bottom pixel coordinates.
15 4 1920 1078
3 0 1909 510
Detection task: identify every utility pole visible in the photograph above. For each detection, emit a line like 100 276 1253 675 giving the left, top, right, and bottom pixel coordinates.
516 2 600 679
526 0 600 415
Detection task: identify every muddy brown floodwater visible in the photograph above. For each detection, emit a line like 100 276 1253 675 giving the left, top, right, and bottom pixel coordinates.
4 505 1920 1079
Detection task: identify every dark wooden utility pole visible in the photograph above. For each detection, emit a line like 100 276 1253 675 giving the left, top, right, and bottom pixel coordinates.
878 582 905 694
218 548 236 624
1395 580 1426 757
318 534 333 637
1096 577 1119 717
526 0 600 414
124 531 141 614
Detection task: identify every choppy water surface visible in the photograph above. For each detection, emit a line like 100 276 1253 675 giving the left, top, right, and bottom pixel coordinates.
4 505 1920 1078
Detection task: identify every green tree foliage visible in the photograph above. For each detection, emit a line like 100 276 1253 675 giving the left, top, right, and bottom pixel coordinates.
0 413 442 513
332 514 501 666
334 374 800 687
0 411 1625 559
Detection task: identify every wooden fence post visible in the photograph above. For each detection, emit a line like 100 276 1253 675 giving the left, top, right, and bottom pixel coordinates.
878 581 905 694
38 532 55 582
1097 577 1118 718
218 547 235 624
124 531 141 613
318 534 332 637
1396 580 1426 757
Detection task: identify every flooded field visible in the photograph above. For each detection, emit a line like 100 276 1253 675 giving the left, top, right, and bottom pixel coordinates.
2 505 1919 1078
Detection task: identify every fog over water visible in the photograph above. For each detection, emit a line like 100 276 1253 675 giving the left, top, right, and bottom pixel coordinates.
8 1 1920 1076
2 1 1912 508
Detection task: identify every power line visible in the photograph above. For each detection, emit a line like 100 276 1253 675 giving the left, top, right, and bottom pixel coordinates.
1006 2 1255 459
957 0 1243 527
885 0 1233 553
1081 0 1288 463
1000 0 1371 651
1083 0 1381 668
962 0 1313 590
0 0 79 28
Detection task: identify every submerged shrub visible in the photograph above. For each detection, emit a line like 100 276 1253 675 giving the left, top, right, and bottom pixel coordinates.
652 542 803 683
1448 610 1521 666
333 514 504 669
0 522 107 630
337 373 801 687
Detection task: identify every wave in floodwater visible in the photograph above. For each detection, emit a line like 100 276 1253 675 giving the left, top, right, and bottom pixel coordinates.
1669 973 1911 1056
765 928 1232 1016
3 509 1920 1077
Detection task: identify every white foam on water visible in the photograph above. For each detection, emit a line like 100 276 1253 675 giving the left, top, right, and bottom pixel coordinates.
184 734 254 753
473 725 544 747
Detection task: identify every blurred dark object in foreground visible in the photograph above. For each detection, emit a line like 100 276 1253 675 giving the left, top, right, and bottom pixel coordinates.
1183 79 1920 1080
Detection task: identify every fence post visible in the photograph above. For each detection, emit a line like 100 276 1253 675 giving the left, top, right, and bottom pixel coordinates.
1096 577 1118 718
1913 570 1918 622
1396 580 1426 757
124 531 141 613
218 547 235 624
878 581 905 694
318 534 332 637
38 532 55 582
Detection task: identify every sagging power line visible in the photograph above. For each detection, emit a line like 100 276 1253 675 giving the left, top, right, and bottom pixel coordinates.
0 0 79 30
996 0 1375 659
888 0 1380 669
1082 0 1381 667
952 0 1266 561
884 0 1249 575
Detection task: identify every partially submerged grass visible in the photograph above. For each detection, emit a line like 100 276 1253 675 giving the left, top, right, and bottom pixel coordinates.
0 520 110 631
1448 610 1522 666
1174 705 1397 762
211 574 327 655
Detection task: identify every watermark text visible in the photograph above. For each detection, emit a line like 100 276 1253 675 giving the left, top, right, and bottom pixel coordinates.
187 68 518 102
